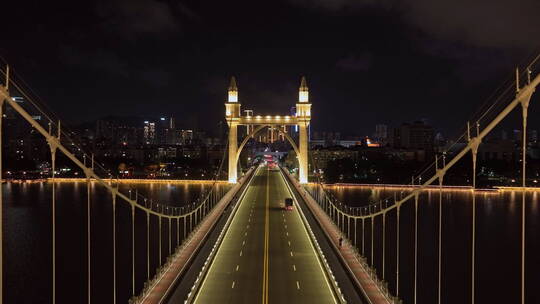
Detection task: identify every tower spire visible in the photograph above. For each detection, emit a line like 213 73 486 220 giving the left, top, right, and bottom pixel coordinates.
300 76 308 90
299 76 309 102
228 76 238 102
229 76 238 91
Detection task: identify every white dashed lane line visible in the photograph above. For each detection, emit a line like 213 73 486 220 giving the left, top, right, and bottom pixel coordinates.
296 281 300 290
236 265 239 271
232 281 235 289
293 264 296 271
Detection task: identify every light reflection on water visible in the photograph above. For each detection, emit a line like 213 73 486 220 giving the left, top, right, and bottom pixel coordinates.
316 184 540 304
2 180 223 304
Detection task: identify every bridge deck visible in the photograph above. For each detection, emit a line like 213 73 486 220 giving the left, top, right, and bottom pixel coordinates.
139 173 249 304
193 166 338 303
286 171 393 304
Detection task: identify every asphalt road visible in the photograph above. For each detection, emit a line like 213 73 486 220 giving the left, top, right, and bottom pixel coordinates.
193 166 337 304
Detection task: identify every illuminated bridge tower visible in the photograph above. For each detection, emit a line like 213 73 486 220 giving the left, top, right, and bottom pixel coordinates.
225 76 311 184
296 76 311 184
225 76 241 183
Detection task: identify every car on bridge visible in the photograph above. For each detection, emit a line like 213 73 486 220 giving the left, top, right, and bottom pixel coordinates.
284 198 294 211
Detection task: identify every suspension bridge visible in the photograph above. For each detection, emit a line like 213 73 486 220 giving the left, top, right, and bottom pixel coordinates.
0 57 539 304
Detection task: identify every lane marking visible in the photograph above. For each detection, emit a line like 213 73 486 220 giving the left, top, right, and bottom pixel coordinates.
288 241 291 247
278 169 338 304
240 250 243 257
290 251 294 257
293 264 296 271
236 265 239 271
261 167 270 304
297 281 300 290
242 240 245 246
191 166 261 303
232 281 235 289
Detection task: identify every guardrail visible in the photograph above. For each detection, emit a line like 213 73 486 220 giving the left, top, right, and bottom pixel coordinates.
134 168 256 304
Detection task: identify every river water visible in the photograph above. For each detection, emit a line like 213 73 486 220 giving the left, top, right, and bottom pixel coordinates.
4 181 539 303
2 180 227 304
322 184 540 304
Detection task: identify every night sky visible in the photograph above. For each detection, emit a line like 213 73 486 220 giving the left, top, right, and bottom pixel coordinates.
2 0 540 136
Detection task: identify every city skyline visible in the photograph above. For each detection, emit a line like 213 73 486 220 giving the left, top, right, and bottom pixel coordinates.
2 0 540 136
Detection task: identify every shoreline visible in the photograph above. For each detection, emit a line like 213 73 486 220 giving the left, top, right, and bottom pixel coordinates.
309 182 540 192
3 178 228 184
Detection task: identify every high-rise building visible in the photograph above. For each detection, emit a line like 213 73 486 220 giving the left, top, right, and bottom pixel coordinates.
374 124 388 144
393 121 434 151
143 121 156 144
178 129 193 145
157 117 176 144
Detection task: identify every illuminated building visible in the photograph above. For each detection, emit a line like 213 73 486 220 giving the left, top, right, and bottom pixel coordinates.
143 121 156 144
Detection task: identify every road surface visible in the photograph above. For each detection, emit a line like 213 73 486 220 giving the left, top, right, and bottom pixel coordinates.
193 166 337 304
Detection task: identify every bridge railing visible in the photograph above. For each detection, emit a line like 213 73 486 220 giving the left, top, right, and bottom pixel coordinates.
304 62 540 304
0 66 233 304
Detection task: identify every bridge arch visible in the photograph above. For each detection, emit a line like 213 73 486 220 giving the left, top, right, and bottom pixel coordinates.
235 125 301 167
225 76 311 183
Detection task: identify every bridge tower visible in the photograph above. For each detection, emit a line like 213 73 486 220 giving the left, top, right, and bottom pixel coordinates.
225 76 311 184
296 76 311 183
225 76 241 183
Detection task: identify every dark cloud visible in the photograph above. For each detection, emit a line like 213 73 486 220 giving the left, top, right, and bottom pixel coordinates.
60 46 129 77
290 0 386 11
60 46 172 87
138 67 172 87
336 53 372 72
291 0 540 49
3 0 537 134
96 0 179 38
